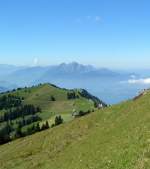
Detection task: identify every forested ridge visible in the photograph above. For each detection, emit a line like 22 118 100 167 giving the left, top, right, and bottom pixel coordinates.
0 84 104 145
0 94 42 144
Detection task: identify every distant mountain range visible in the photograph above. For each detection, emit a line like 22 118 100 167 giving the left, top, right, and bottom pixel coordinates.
0 64 26 77
0 62 132 87
0 62 143 104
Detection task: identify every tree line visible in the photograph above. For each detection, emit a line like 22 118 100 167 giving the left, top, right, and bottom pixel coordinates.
0 92 64 145
0 94 23 110
0 115 64 145
0 104 41 122
67 91 79 100
0 93 43 145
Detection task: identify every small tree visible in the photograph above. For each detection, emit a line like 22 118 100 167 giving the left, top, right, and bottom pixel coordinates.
41 121 50 130
55 115 63 126
51 96 56 101
51 123 55 128
16 125 22 138
45 121 50 129
67 92 76 100
27 126 33 135
0 123 11 144
35 122 41 132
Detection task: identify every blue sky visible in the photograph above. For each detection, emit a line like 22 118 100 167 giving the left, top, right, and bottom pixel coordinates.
0 0 150 68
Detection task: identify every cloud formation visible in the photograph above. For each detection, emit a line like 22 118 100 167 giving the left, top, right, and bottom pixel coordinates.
33 57 39 66
128 78 150 84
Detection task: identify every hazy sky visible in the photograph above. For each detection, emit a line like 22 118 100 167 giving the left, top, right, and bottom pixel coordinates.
0 0 150 68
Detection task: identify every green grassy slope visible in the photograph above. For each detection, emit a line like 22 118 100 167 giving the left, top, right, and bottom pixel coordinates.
1 90 150 168
0 83 101 124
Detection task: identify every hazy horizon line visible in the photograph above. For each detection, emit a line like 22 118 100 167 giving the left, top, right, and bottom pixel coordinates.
0 62 150 71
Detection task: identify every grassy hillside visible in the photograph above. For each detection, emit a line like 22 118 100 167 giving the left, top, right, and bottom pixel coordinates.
0 83 104 143
1 90 150 168
0 83 103 121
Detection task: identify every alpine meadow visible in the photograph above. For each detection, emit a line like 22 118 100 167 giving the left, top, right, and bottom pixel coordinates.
1 0 150 169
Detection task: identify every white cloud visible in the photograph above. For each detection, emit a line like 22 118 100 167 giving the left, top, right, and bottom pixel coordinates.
33 57 39 66
128 78 150 84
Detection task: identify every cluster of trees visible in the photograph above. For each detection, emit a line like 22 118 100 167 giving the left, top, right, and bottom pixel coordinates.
67 91 79 100
0 92 43 145
25 123 41 135
0 114 64 145
41 121 50 130
0 120 46 145
0 95 22 110
73 110 91 118
24 121 49 136
1 87 29 95
16 115 42 128
0 122 12 144
40 116 63 130
0 104 41 122
54 115 63 126
0 114 42 145
25 119 62 136
7 121 50 139
0 91 65 145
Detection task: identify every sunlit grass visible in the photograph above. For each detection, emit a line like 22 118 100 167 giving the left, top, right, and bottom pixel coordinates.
1 90 150 168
